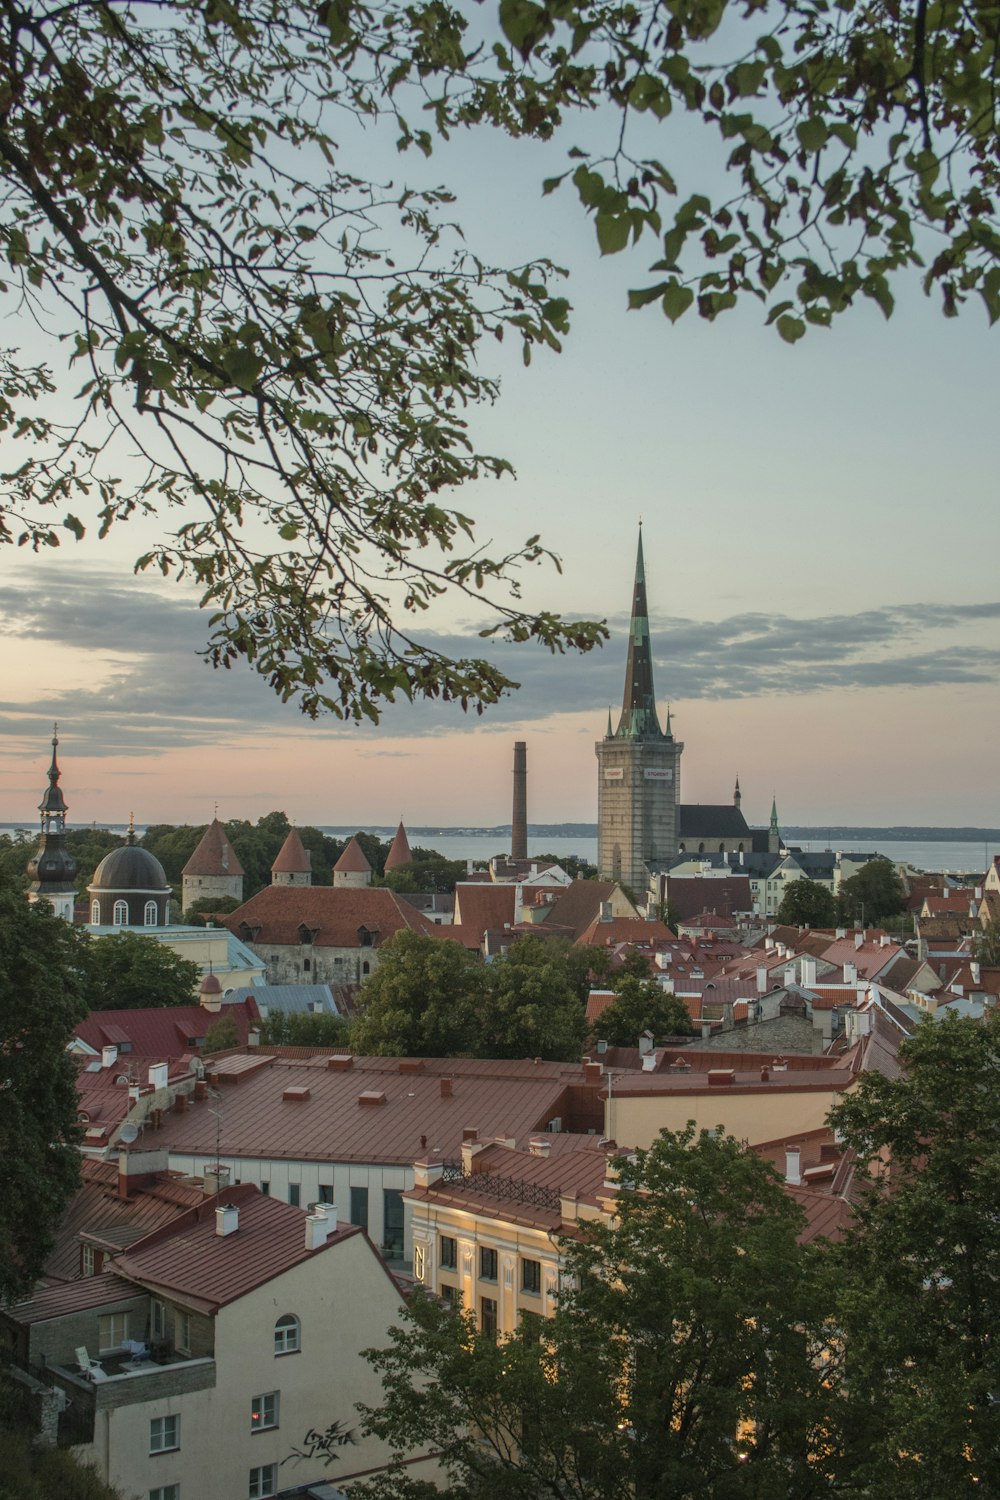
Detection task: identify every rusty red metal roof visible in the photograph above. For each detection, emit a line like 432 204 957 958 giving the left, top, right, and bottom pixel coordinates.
45 1159 206 1282
113 1184 363 1312
182 818 245 878
271 828 312 874
334 836 371 873
135 1055 603 1166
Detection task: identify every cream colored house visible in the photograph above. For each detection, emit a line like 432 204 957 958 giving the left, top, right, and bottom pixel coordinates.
2 1187 436 1500
407 1135 612 1337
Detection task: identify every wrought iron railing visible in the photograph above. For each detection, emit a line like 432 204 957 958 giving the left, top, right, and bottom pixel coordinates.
439 1167 561 1214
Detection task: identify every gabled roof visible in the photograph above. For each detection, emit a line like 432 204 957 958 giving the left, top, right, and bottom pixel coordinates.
678 804 752 838
182 818 245 878
73 1000 261 1060
113 1183 361 1313
334 836 372 874
384 822 413 872
575 916 674 948
225 886 433 947
663 876 753 922
452 882 517 937
43 1159 206 1282
539 880 620 941
271 828 312 874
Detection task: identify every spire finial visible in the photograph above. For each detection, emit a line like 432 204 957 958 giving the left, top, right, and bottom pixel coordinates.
127 811 136 845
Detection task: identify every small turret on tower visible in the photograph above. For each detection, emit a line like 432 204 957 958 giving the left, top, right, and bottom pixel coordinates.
271 828 313 887
27 724 77 922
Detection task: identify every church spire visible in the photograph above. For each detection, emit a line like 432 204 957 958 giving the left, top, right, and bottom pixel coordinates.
734 774 742 811
39 723 69 829
27 724 77 920
615 527 666 740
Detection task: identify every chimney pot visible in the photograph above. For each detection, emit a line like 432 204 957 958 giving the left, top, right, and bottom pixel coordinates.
101 1045 118 1069
440 1077 453 1099
215 1202 239 1236
785 1146 801 1186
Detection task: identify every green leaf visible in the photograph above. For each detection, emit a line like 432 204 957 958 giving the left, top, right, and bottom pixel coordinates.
63 514 85 540
595 214 629 256
796 117 828 153
662 280 694 323
776 314 805 343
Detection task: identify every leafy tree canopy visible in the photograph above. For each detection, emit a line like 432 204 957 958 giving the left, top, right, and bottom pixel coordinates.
0 1425 125 1500
257 1009 353 1048
478 935 588 1060
777 877 837 927
837 857 906 925
352 929 485 1056
4 0 993 719
592 973 693 1046
202 1012 240 1053
0 0 603 724
828 1012 1000 1497
358 1126 834 1499
0 874 88 1302
79 930 200 1009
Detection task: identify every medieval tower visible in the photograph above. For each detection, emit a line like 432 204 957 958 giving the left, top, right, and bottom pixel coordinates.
596 530 683 894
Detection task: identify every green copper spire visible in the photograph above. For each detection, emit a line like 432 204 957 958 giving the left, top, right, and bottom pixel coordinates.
615 528 667 740
770 795 779 832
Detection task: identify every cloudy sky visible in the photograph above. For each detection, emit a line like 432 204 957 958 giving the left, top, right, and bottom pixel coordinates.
1 93 997 831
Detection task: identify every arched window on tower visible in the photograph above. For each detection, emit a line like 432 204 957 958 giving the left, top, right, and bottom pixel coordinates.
144 900 158 927
90 900 101 925
113 900 128 926
719 843 725 853
698 843 705 854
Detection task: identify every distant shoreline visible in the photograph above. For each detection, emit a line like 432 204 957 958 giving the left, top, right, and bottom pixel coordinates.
2 822 998 844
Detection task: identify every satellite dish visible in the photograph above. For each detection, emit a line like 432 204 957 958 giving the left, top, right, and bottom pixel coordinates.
119 1123 139 1144
114 1074 131 1085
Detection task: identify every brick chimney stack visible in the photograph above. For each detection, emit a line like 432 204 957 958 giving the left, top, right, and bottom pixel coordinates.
512 741 527 860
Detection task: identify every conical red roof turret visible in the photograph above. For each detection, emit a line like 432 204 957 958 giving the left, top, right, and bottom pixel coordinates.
384 821 413 873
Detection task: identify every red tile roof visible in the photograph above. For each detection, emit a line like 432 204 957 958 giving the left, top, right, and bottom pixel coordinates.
113 1184 363 1312
271 828 312 874
406 1137 609 1230
10 1273 141 1325
384 822 413 872
73 1001 260 1060
452 883 516 937
334 836 372 874
539 881 619 941
664 876 753 921
182 819 245 878
225 886 432 947
575 917 675 947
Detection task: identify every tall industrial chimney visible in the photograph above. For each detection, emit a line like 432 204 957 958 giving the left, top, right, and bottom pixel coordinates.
511 741 527 860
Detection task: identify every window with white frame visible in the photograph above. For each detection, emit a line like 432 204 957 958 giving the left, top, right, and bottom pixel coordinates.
274 1314 300 1355
81 1244 96 1276
90 900 100 924
113 899 128 926
149 1487 180 1500
248 1464 277 1499
144 900 158 926
251 1391 279 1431
98 1311 129 1353
151 1300 166 1340
150 1414 180 1453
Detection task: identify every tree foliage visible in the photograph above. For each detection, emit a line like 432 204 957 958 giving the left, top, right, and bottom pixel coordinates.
837 857 906 925
202 1012 239 1052
0 1425 125 1500
78 930 200 1009
0 873 88 1303
358 1126 834 1499
828 1012 1000 1497
352 929 485 1056
776 878 836 927
257 1009 353 1047
478 935 588 1060
592 974 692 1046
0 0 603 723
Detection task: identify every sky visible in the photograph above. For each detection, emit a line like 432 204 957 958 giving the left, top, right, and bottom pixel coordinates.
1 49 998 832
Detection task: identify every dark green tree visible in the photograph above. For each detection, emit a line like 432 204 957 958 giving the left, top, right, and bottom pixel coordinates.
828 1012 1000 1497
972 918 1000 966
0 1425 125 1500
183 894 241 923
593 976 693 1047
79 931 200 1010
358 1126 835 1499
478 936 587 1061
837 858 906 926
383 856 467 895
202 1013 239 1053
776 879 837 928
258 1011 353 1048
532 853 598 881
352 930 484 1056
0 873 88 1302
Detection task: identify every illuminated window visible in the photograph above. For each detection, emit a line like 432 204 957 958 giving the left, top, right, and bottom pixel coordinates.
250 1392 279 1431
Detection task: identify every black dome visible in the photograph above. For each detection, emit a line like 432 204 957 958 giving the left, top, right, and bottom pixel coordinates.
90 844 170 892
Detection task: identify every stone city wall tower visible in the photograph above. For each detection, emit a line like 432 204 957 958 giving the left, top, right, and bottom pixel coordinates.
596 530 683 894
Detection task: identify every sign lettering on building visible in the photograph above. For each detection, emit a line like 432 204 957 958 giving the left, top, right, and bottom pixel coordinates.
643 769 674 780
603 769 625 781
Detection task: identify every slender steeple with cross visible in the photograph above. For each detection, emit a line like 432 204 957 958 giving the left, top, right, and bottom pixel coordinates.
26 724 77 921
596 529 683 894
